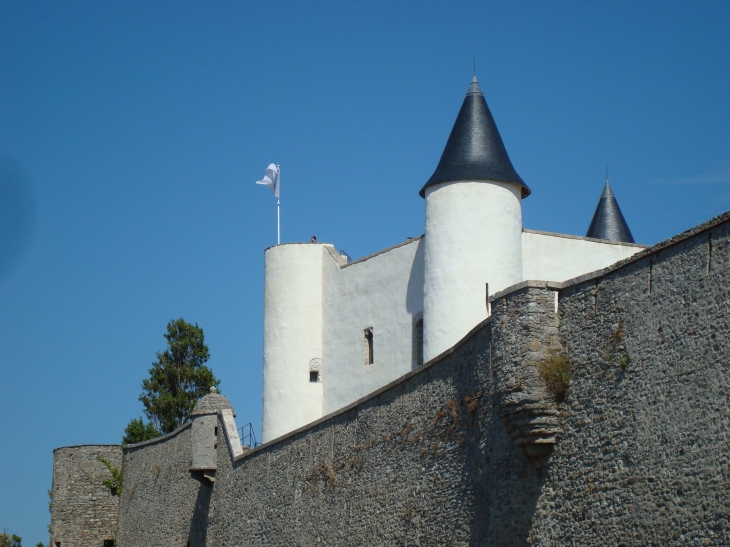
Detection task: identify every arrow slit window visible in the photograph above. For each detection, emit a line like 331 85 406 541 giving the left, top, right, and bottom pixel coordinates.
364 328 374 366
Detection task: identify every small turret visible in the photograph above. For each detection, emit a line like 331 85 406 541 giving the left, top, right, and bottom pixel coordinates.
586 178 635 243
190 387 234 483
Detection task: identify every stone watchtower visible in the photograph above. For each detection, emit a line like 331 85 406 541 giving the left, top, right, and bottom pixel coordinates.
189 387 240 483
50 444 123 547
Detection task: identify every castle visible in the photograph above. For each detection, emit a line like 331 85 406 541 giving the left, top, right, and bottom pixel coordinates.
262 75 644 442
49 77 730 546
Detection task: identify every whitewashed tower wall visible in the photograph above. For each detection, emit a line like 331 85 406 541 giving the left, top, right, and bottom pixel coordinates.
423 180 523 360
262 243 324 442
421 76 530 361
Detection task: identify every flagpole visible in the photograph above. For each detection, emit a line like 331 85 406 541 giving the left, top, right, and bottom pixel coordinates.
276 165 281 245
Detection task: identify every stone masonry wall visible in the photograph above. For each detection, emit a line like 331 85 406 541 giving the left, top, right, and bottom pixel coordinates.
118 285 559 546
527 213 730 546
51 444 122 547
112 211 730 546
119 423 202 546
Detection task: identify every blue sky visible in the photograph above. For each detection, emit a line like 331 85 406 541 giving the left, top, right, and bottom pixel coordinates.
1 1 728 543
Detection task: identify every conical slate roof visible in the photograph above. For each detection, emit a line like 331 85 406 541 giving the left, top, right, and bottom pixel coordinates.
420 76 529 198
585 180 635 243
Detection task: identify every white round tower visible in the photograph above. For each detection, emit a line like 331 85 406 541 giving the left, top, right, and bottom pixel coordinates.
262 243 324 443
422 76 530 361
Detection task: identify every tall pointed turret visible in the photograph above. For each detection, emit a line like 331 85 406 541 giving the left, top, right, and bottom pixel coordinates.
422 76 525 362
420 76 530 198
586 179 635 243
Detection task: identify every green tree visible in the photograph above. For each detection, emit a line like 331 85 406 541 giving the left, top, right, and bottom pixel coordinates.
122 417 160 445
138 318 219 433
0 532 22 547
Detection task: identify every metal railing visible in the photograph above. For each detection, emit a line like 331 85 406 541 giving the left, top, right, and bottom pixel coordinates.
238 423 260 448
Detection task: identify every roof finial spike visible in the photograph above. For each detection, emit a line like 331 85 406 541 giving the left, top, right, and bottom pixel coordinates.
473 57 476 76
606 163 609 183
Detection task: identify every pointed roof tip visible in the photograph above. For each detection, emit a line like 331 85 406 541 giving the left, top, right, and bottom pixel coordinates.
468 75 482 95
420 76 529 199
602 179 614 196
586 180 635 243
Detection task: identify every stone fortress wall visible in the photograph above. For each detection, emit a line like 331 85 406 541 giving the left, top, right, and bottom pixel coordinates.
107 211 730 546
50 445 123 547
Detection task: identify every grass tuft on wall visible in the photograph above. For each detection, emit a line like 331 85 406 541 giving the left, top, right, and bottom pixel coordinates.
538 353 571 401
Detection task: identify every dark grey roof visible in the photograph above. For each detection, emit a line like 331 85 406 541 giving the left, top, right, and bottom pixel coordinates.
420 76 529 198
585 180 635 243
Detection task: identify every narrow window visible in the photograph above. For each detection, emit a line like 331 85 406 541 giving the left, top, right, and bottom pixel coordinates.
309 358 322 382
103 541 115 547
214 426 218 436
414 318 424 367
364 327 374 365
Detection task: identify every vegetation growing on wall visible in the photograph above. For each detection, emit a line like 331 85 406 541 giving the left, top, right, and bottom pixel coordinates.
100 457 124 496
538 352 571 401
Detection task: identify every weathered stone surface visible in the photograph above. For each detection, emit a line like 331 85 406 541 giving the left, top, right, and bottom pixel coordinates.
119 424 202 547
192 388 234 416
61 211 730 546
50 445 122 546
532 216 730 546
491 285 563 461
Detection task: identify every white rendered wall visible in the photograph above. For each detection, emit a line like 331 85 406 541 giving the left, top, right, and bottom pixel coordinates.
321 238 424 415
262 244 325 443
522 230 644 282
423 181 523 361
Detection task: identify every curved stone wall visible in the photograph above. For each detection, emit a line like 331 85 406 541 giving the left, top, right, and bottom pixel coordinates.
50 444 122 547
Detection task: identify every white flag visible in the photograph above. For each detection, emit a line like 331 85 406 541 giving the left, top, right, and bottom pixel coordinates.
256 163 280 199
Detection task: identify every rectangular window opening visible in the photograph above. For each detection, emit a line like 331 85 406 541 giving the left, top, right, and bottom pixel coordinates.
414 318 423 367
364 327 374 365
310 371 319 382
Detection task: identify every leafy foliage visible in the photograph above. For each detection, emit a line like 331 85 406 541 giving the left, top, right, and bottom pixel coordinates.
0 532 22 547
122 417 160 445
100 457 124 496
139 318 219 434
538 352 571 402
